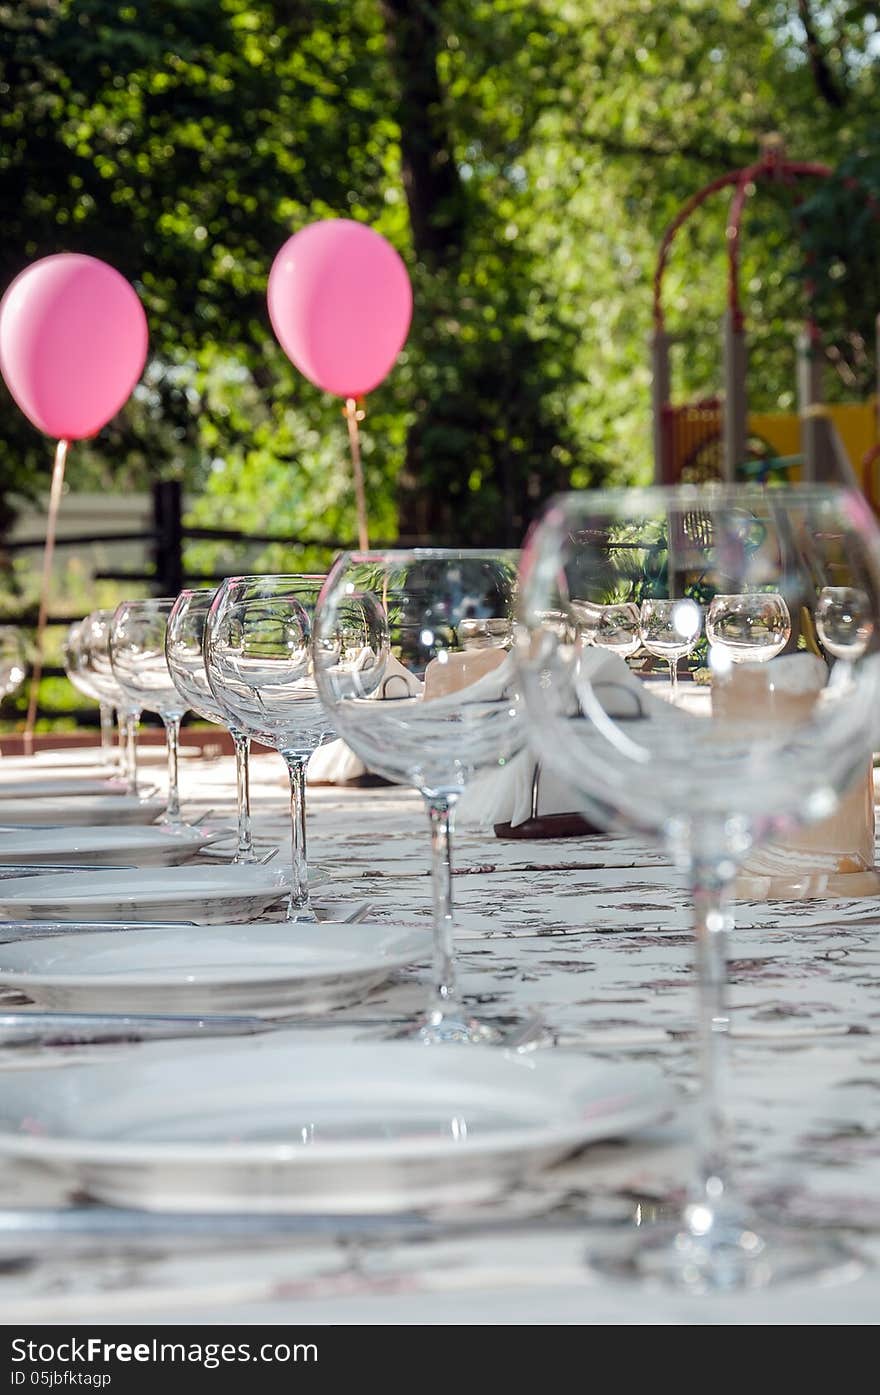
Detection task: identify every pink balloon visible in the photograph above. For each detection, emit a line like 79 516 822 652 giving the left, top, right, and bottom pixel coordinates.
268 220 412 398
0 253 148 440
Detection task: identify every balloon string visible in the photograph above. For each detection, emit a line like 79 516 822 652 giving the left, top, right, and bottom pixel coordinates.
343 397 369 551
23 437 69 756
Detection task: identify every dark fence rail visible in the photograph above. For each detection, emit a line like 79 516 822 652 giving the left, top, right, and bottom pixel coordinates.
1 480 433 729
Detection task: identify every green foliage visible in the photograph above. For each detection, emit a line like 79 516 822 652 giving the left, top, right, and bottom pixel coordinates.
0 0 879 561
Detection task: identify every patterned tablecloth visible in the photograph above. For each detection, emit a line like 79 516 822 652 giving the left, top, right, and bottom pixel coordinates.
1 750 879 1325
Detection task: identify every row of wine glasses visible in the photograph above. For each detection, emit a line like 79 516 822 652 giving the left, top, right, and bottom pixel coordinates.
52 484 880 1297
581 586 869 693
63 561 524 1029
583 594 790 688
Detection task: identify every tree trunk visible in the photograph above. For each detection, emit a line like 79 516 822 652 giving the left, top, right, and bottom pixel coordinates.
378 0 465 267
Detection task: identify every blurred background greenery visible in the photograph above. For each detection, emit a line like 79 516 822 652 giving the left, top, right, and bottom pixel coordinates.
1 0 879 728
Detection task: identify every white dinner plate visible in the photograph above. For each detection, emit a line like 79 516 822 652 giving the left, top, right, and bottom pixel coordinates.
0 865 291 924
0 777 128 799
0 824 217 868
0 747 200 770
0 922 430 1016
0 1039 674 1211
0 795 165 828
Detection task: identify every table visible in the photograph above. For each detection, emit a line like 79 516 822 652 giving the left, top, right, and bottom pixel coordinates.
1 751 879 1324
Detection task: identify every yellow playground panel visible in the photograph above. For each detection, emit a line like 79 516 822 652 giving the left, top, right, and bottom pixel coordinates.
664 398 879 486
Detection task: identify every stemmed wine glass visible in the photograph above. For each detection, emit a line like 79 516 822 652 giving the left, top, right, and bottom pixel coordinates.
517 485 880 1289
815 586 874 661
80 609 142 793
314 549 525 1044
592 602 642 659
110 599 188 825
639 597 702 698
166 588 257 862
706 593 791 668
204 576 332 919
0 626 27 700
63 620 118 769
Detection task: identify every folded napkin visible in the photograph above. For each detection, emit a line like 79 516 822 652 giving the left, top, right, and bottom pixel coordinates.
306 652 422 786
460 647 647 837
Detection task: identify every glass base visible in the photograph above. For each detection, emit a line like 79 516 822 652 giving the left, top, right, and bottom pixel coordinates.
592 1205 864 1292
393 1008 550 1048
286 904 318 924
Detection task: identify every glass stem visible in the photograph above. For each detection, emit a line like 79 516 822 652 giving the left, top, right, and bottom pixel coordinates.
688 860 736 1225
231 730 254 863
99 703 116 770
124 711 140 795
282 752 310 917
669 655 679 700
425 792 460 1018
163 714 182 823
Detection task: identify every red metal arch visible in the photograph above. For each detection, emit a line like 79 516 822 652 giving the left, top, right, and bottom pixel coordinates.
653 147 880 335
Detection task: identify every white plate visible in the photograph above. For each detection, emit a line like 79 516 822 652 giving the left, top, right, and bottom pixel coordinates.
0 747 200 770
0 1039 673 1211
0 922 430 1016
0 778 127 799
0 865 291 924
0 824 217 868
0 795 165 828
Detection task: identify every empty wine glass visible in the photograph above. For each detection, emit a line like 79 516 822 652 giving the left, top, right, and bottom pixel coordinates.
314 549 525 1044
0 626 26 699
204 576 331 919
80 609 142 793
592 603 642 659
110 599 188 825
815 585 874 661
166 588 256 862
639 597 702 698
706 593 791 668
517 485 880 1290
63 620 118 769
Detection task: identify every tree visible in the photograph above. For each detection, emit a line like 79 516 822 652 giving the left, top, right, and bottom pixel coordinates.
0 0 879 561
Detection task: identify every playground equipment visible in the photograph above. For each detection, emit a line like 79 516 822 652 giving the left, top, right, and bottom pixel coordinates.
652 139 880 496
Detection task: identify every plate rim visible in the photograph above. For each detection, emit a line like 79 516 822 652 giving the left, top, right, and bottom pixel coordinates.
0 1050 673 1167
0 923 430 990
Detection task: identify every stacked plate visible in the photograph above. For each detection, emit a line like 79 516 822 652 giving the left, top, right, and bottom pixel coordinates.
0 1038 671 1212
0 922 430 1017
0 865 292 925
0 747 677 1221
0 824 218 868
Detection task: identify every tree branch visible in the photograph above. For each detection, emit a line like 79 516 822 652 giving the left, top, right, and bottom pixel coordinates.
797 0 847 109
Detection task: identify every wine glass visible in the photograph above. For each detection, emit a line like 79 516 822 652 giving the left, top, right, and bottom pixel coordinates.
639 597 702 698
204 576 331 919
0 626 27 699
592 603 642 659
110 599 188 825
80 609 142 793
314 549 524 1044
815 586 874 661
166 588 257 863
517 485 880 1289
63 620 118 769
706 593 791 668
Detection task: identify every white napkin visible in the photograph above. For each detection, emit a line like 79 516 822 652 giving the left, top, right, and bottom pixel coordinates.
306 653 423 786
459 648 652 830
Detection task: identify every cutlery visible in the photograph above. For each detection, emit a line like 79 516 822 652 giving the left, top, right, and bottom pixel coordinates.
0 1010 272 1048
0 1004 542 1052
0 919 199 941
0 865 138 877
0 1202 636 1247
0 902 372 943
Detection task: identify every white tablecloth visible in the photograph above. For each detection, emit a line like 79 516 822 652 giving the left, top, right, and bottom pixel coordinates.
1 750 879 1324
